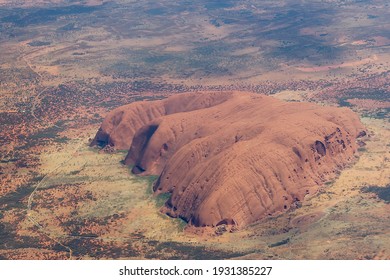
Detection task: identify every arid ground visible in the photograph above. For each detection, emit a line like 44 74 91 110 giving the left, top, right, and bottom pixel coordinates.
0 0 389 259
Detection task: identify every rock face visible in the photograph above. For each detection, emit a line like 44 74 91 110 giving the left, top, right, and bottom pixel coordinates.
91 91 366 227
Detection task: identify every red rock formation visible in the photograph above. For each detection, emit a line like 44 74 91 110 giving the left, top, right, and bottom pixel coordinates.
91 91 366 227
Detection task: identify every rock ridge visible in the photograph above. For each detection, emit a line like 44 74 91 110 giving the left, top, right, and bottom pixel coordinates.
91 91 366 227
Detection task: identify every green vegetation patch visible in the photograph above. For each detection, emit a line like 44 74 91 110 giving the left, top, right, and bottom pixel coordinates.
28 41 51 47
360 108 390 120
340 90 390 103
1 5 100 27
28 121 67 141
269 238 290 248
362 184 390 203
145 241 246 260
0 185 34 210
204 0 235 10
155 192 171 207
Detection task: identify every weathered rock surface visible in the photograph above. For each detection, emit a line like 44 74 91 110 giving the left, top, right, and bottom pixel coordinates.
91 91 366 227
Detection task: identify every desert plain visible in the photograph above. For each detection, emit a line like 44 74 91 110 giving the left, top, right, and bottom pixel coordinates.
0 0 389 259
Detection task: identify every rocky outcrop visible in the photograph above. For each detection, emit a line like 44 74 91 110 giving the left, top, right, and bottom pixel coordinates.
91 91 366 227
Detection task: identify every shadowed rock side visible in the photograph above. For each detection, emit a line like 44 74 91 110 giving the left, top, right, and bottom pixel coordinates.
91 92 366 227
90 92 234 150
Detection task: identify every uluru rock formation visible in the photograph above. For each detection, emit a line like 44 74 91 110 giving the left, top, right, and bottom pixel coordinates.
91 91 366 227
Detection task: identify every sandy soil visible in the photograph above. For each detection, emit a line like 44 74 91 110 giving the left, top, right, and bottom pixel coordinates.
12 115 387 259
